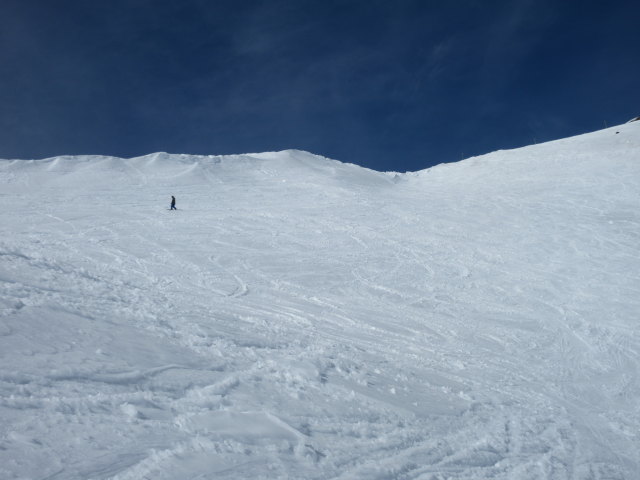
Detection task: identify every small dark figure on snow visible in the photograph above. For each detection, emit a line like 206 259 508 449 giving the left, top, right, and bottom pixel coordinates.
170 195 176 210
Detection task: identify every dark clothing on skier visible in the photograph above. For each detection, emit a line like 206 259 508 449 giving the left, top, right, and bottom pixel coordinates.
170 196 176 210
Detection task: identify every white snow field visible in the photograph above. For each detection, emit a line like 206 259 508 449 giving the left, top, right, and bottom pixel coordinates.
1 123 639 480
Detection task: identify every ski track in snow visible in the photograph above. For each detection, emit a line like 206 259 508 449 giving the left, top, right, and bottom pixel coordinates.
1 129 639 479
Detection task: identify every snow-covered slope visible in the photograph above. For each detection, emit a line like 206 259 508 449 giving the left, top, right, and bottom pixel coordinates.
1 125 639 479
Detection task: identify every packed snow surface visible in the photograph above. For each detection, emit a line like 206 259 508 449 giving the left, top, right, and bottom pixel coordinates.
1 124 639 479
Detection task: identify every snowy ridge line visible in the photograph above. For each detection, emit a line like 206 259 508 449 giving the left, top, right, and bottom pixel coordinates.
1 123 639 479
0 148 379 173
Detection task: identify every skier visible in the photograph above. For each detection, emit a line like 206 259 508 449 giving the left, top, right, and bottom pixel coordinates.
170 195 176 210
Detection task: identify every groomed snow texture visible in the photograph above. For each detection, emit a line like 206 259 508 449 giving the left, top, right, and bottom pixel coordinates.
1 123 639 479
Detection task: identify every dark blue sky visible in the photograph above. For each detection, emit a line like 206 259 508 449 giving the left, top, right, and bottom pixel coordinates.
1 0 638 172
